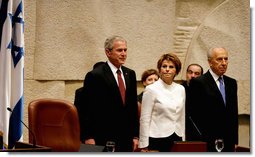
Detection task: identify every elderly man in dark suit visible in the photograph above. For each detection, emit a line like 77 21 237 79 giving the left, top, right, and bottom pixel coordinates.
80 35 139 152
188 47 238 152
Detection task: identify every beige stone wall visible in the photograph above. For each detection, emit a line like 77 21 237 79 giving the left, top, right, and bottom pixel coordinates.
23 0 250 147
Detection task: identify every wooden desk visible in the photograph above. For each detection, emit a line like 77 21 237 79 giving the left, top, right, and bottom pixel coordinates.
170 141 207 152
235 146 250 152
134 141 207 152
0 141 51 152
79 144 105 152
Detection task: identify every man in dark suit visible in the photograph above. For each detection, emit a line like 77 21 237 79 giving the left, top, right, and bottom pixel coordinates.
74 61 105 143
188 47 238 152
181 64 203 141
81 35 139 152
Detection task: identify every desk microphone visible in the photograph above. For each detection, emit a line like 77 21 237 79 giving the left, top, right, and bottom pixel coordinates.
7 107 36 148
189 116 202 138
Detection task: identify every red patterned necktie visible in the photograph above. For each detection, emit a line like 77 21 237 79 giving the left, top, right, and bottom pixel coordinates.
117 69 126 105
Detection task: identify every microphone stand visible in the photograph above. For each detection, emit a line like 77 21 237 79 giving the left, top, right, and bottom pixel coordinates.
7 107 37 148
189 116 202 138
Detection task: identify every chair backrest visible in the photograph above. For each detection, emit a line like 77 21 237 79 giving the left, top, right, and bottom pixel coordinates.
28 98 80 152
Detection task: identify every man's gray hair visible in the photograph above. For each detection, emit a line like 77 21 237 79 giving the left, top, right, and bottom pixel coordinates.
207 47 227 60
104 35 127 51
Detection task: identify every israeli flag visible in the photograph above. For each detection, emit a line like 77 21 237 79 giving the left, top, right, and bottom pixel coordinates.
0 0 24 149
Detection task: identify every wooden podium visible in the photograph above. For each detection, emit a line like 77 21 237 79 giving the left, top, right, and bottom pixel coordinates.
235 146 250 152
0 141 51 152
170 141 207 152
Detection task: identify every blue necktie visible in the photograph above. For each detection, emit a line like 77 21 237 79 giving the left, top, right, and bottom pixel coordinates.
218 77 226 105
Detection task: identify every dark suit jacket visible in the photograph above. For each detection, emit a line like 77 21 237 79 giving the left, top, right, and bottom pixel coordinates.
74 87 85 142
188 71 238 152
81 62 139 152
182 81 202 141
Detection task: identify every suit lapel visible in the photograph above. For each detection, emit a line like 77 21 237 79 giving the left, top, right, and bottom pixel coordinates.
103 64 119 91
204 72 219 93
121 67 130 106
103 64 126 106
205 71 225 106
222 76 231 106
121 67 129 93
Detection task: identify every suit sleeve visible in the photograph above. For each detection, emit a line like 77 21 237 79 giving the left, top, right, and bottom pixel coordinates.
231 79 239 145
130 70 139 138
80 72 97 141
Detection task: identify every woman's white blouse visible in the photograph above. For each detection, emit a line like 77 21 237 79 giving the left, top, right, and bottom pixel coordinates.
138 78 186 148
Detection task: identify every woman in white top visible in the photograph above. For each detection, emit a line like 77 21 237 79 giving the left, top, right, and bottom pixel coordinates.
138 53 185 152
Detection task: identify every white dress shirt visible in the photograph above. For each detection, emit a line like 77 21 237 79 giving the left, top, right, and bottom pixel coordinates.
209 69 222 90
139 78 186 148
107 60 126 87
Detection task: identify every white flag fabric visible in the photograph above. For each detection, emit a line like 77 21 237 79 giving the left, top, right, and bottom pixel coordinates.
0 0 24 149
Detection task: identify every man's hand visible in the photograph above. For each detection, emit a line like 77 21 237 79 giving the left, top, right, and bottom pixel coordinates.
132 138 139 151
85 138 96 145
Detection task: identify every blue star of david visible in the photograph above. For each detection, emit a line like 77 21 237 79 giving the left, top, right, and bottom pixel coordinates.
6 2 24 68
7 40 24 67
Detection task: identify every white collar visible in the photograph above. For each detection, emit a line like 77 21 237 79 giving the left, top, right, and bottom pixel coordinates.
107 61 123 74
209 69 222 81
